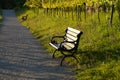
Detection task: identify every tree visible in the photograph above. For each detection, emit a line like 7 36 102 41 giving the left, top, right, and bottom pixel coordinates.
0 0 25 9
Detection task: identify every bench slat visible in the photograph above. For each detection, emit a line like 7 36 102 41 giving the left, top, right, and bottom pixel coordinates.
63 43 75 50
66 34 77 41
67 30 78 37
68 27 80 34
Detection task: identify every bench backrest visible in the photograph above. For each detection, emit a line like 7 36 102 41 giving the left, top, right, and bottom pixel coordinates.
63 27 83 50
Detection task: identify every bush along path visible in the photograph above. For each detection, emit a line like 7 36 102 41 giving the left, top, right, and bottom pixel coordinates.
0 10 74 80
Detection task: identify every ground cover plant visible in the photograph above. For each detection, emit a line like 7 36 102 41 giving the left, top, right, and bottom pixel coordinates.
16 0 120 79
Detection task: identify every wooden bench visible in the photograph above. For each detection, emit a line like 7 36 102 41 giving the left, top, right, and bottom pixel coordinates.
49 27 83 66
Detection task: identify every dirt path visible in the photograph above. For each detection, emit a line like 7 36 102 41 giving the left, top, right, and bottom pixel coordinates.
0 10 74 80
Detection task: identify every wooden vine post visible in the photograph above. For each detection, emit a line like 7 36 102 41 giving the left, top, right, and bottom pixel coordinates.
71 6 74 20
49 0 52 16
110 3 114 26
83 2 86 21
75 5 78 21
78 5 81 21
98 5 100 22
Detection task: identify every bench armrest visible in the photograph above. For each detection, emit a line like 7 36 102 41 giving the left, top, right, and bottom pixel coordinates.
50 36 64 43
61 40 75 44
52 36 64 39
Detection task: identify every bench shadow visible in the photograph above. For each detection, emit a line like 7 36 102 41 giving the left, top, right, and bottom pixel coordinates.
77 47 120 68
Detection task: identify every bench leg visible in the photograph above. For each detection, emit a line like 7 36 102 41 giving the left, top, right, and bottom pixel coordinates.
60 54 79 66
60 56 66 66
72 55 79 63
52 49 57 58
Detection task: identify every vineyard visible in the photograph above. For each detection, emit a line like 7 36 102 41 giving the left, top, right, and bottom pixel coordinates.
24 0 120 25
15 0 120 80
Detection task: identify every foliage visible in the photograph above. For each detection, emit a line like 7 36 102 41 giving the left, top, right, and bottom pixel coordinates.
0 0 25 9
116 0 120 10
24 0 42 8
24 0 120 9
116 0 120 19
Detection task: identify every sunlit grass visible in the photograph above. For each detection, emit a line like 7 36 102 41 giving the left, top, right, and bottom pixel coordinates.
16 8 120 80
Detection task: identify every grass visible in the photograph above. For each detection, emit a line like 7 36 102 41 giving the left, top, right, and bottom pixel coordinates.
16 8 120 80
75 60 120 80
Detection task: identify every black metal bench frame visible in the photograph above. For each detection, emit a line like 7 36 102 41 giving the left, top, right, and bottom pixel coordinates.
49 27 83 66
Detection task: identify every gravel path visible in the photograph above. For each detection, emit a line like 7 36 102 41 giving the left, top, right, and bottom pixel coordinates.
0 10 74 80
